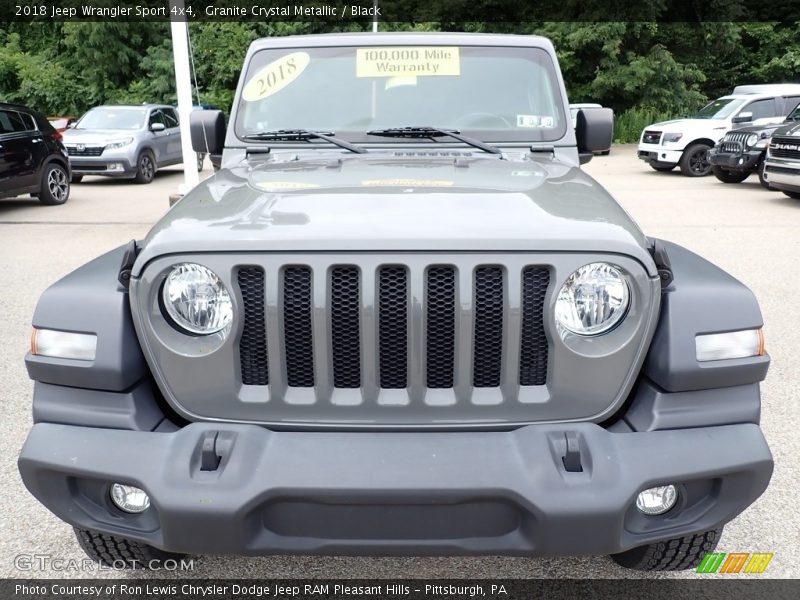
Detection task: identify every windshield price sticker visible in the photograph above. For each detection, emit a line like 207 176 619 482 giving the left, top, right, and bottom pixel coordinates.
242 52 310 102
356 47 460 78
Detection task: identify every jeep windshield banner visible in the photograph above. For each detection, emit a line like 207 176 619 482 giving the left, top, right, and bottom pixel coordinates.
2 0 799 22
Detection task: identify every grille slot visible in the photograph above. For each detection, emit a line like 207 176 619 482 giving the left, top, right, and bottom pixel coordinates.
378 266 408 389
473 266 504 387
283 266 314 387
519 267 550 386
426 266 456 388
330 266 361 388
238 267 269 385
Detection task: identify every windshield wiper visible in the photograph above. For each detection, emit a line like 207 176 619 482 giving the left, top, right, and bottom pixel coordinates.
366 126 502 155
242 129 367 154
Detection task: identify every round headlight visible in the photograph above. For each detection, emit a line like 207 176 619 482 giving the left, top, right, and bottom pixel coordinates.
746 133 759 148
555 263 630 335
162 263 232 335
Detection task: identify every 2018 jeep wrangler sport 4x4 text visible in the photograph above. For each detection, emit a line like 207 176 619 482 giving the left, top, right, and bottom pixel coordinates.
18 33 773 572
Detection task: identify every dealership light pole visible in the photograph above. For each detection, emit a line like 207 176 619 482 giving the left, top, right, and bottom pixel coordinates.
169 0 199 195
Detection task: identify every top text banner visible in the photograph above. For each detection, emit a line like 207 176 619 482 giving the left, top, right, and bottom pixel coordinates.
1 0 798 22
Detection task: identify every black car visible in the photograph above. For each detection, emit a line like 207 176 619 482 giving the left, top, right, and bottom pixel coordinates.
708 102 800 188
0 103 71 205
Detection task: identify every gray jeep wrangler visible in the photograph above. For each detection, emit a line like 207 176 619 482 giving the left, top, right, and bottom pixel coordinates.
19 33 772 572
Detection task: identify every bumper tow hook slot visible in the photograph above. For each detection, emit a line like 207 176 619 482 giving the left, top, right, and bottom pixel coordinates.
200 431 222 471
562 432 584 473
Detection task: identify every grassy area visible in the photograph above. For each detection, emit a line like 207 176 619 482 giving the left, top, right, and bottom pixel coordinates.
613 107 675 144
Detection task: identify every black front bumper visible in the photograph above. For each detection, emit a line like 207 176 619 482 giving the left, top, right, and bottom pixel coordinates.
18 421 773 557
708 147 763 172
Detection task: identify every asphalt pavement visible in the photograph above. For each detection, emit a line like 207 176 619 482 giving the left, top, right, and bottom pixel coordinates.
0 149 797 579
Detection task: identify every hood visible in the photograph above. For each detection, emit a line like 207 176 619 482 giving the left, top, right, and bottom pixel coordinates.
62 129 137 144
726 122 785 135
647 118 731 132
772 121 800 137
134 154 656 277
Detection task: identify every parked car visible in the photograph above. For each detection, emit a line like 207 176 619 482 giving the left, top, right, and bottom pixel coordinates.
569 103 612 155
0 102 71 205
707 103 800 187
638 83 800 176
762 116 800 199
63 104 194 184
47 116 77 133
19 33 771 573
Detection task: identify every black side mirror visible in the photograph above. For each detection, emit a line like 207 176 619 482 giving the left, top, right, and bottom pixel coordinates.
576 107 614 164
191 110 226 155
732 111 753 124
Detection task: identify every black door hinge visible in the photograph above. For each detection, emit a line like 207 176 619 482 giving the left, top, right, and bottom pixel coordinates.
648 238 674 289
118 239 140 289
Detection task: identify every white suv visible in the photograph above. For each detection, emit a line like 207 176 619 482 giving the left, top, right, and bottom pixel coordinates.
637 84 800 176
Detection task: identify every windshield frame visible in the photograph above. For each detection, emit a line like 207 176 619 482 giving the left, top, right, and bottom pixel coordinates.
74 106 148 131
232 44 569 147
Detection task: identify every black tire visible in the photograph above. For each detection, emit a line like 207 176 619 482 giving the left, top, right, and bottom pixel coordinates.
71 175 83 184
783 191 800 200
611 528 723 571
649 163 674 172
679 143 713 176
38 163 70 205
757 161 774 190
74 527 186 569
711 166 749 183
134 150 156 184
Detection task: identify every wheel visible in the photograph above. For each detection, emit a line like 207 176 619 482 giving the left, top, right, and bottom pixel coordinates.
196 153 205 172
757 161 774 190
71 175 83 184
74 527 186 569
711 166 749 183
783 191 800 199
611 528 722 571
650 164 675 172
38 163 70 205
679 143 712 176
134 151 156 184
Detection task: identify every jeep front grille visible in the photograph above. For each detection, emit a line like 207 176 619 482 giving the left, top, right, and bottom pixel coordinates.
235 261 550 396
720 132 750 153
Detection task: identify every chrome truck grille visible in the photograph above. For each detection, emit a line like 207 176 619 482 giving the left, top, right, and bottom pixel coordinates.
237 262 549 392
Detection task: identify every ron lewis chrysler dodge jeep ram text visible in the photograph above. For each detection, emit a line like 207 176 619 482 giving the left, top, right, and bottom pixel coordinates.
19 33 772 572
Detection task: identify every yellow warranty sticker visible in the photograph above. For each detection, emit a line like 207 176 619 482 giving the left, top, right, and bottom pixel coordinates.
242 52 310 102
356 47 460 78
255 181 320 192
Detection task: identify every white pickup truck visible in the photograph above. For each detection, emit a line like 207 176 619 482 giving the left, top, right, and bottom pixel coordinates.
637 84 800 176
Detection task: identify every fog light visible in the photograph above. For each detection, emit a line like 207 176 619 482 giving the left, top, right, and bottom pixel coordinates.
636 485 678 515
110 484 150 513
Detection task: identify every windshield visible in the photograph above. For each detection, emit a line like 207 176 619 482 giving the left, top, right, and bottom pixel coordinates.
694 98 746 120
786 102 800 121
76 107 146 130
235 45 566 143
